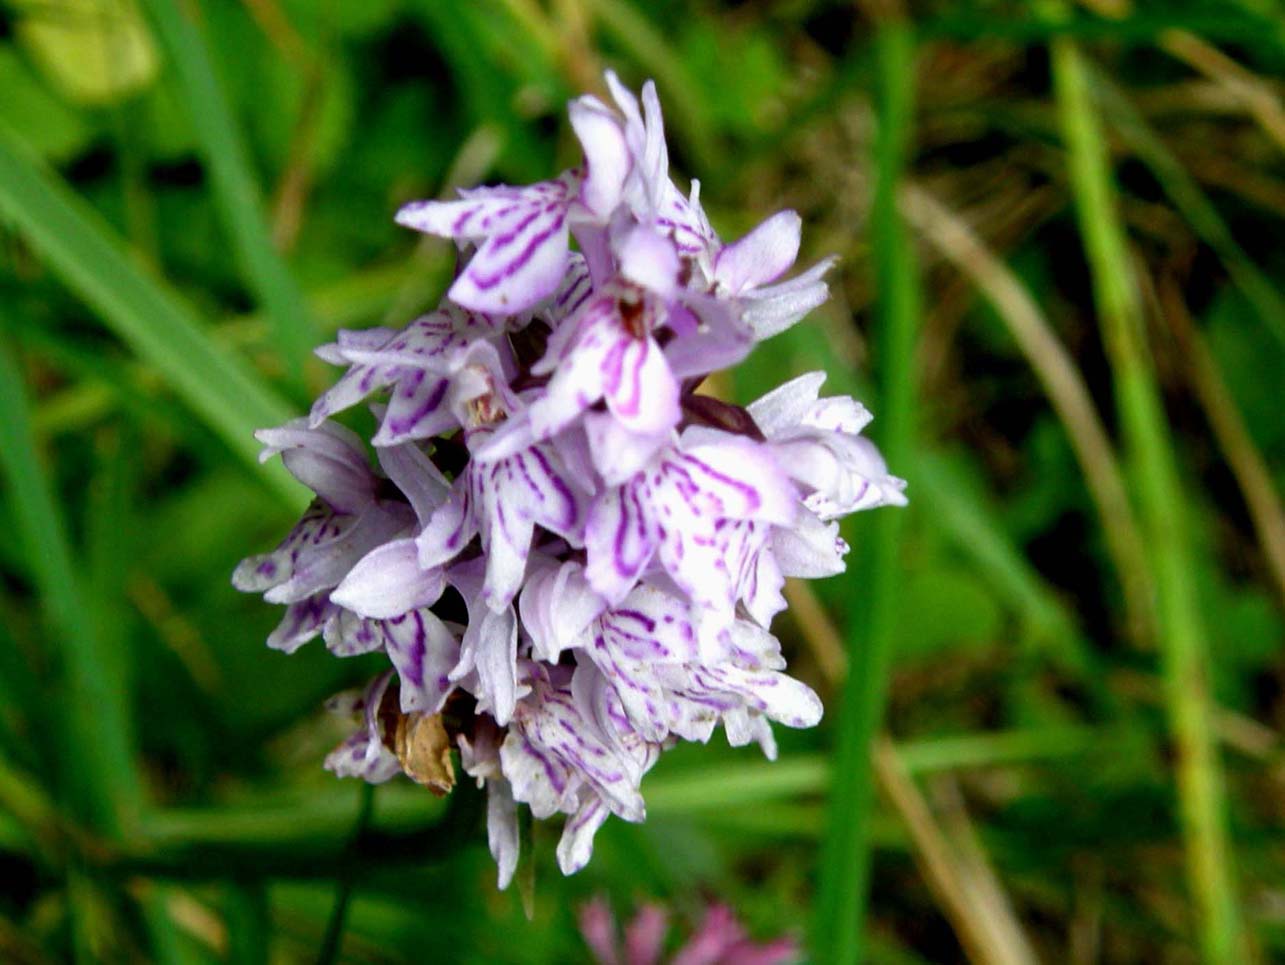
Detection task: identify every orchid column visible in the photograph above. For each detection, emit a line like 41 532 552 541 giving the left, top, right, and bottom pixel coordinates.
235 72 906 887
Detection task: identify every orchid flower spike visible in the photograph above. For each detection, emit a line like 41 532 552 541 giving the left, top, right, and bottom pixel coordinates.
234 71 905 886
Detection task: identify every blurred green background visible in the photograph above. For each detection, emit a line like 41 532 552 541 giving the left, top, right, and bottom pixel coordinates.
2 0 1284 961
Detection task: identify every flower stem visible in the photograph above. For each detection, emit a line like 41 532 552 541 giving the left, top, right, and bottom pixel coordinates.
814 15 920 963
315 782 376 965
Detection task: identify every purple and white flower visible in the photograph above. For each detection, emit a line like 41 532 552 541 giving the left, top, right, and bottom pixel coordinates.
234 71 904 887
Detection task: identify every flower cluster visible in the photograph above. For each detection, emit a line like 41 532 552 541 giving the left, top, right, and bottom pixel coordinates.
234 73 905 887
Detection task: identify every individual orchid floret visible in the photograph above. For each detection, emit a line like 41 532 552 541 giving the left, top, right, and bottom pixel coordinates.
748 371 908 517
395 95 631 315
415 435 588 612
232 421 414 650
583 427 798 631
311 308 510 446
323 673 404 783
499 662 660 875
569 579 823 746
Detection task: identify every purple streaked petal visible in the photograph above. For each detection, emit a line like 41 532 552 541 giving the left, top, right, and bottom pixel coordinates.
383 608 459 714
557 795 609 875
371 371 454 445
445 199 571 314
472 442 588 609
330 537 445 619
416 479 477 571
584 479 662 604
601 332 680 436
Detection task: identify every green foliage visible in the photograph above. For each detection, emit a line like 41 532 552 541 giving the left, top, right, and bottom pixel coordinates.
1 0 1283 961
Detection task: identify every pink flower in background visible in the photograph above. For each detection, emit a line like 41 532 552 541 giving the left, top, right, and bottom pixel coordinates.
579 897 799 965
234 70 904 885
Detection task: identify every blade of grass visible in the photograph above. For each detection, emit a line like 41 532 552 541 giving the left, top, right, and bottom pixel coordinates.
814 16 919 962
0 121 301 505
1052 35 1252 963
874 739 1038 965
1089 66 1285 348
140 0 316 383
0 335 182 965
0 339 139 836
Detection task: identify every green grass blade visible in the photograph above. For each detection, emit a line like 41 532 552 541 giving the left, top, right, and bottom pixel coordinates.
0 121 302 506
1052 36 1252 964
0 339 139 836
814 18 920 963
141 0 316 382
1090 68 1285 348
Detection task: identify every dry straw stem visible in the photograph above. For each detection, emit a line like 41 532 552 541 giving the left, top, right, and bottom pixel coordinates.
1078 0 1285 154
795 573 1039 965
1154 279 1285 608
874 738 1038 965
900 182 1154 644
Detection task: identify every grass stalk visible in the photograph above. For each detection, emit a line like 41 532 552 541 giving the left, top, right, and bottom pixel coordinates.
0 340 140 837
814 17 919 962
141 0 316 383
0 121 301 505
1052 36 1252 963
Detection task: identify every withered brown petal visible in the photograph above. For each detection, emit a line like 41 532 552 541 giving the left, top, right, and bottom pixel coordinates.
393 712 456 797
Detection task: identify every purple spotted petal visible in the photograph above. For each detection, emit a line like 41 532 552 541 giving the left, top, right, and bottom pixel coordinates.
233 500 413 605
323 609 386 657
266 594 337 654
323 673 402 783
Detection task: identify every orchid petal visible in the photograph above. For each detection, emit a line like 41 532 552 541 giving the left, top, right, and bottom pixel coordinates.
331 538 445 619
714 209 801 294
